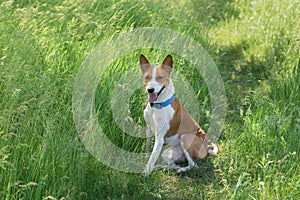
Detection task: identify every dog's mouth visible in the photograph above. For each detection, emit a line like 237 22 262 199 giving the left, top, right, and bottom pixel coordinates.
148 86 165 103
148 93 158 103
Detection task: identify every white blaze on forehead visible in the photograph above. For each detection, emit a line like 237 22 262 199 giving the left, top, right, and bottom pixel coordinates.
146 66 165 96
151 66 157 82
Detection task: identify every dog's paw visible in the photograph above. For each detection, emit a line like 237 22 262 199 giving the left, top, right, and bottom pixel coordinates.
169 163 176 169
143 165 152 176
142 170 151 176
177 167 188 173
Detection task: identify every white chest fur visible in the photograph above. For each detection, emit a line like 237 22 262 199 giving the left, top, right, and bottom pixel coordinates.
144 104 175 138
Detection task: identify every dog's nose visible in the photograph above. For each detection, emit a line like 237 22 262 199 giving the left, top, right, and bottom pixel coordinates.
147 88 155 94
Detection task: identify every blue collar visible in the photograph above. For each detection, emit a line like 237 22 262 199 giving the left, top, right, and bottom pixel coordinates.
150 95 175 109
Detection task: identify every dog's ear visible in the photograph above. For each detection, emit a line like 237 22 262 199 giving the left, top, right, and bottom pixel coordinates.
140 54 150 72
162 54 173 72
140 54 149 65
162 54 173 68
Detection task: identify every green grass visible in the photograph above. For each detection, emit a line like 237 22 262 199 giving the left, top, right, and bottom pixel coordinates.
0 0 299 199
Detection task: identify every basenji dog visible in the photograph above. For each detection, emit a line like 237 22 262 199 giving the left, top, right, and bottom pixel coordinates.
140 54 220 175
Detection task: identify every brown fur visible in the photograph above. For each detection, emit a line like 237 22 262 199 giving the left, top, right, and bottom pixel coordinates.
164 97 209 161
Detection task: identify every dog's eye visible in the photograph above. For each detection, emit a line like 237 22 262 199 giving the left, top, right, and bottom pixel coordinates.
157 76 163 80
145 75 151 80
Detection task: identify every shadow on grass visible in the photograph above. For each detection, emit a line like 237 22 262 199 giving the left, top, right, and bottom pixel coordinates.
189 0 239 28
174 157 216 184
215 41 272 119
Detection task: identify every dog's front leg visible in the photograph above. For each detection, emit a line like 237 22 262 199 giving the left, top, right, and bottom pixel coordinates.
145 136 164 175
146 125 154 153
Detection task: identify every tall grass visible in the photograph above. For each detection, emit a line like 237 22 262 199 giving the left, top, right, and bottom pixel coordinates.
0 0 299 199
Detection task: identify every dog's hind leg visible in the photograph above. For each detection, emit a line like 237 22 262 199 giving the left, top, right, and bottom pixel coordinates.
177 135 196 173
177 150 195 173
161 145 185 169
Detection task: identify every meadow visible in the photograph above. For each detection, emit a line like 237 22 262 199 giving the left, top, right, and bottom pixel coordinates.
0 0 299 199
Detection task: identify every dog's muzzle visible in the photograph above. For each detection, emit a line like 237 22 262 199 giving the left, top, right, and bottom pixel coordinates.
147 88 155 94
147 85 165 103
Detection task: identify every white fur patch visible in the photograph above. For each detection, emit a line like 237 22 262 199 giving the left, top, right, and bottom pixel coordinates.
146 66 164 96
177 140 195 173
161 144 184 165
165 134 180 145
144 101 175 175
208 143 219 155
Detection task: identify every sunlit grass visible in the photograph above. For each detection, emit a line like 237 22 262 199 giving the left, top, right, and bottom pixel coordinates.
0 0 299 199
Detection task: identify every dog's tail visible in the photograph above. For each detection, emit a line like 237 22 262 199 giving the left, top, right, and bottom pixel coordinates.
207 143 221 156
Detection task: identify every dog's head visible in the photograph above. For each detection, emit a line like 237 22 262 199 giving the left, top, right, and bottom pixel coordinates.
139 54 173 103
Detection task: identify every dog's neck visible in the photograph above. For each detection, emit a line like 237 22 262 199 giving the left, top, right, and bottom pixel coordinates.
154 79 175 103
